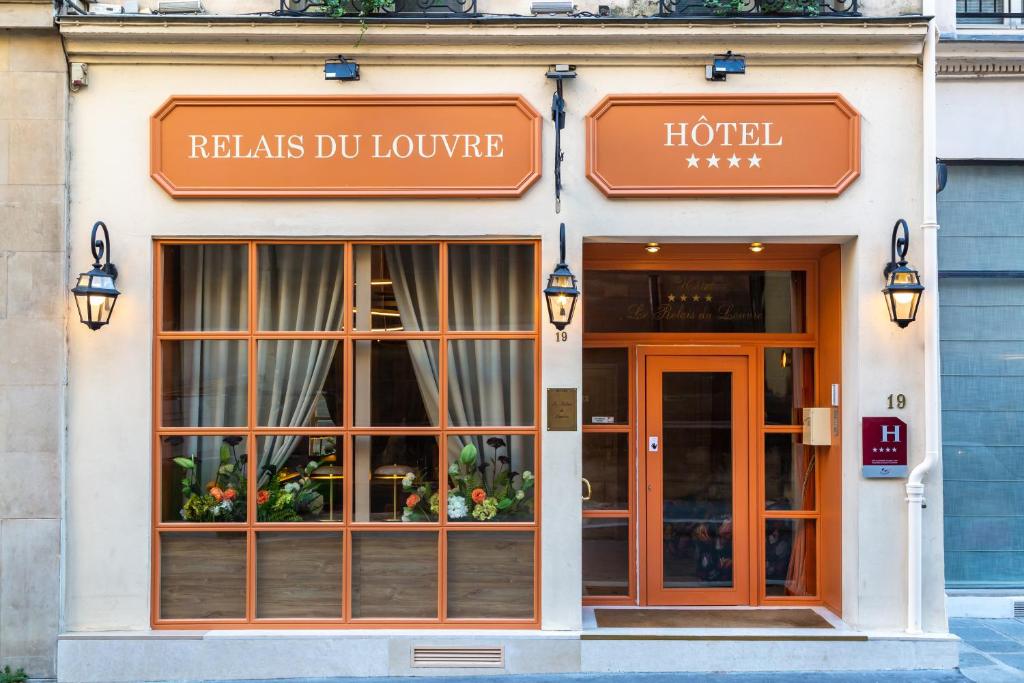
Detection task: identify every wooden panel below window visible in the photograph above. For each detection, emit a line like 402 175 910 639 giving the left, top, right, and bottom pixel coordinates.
160 532 246 620
447 531 534 619
350 532 438 619
256 532 343 619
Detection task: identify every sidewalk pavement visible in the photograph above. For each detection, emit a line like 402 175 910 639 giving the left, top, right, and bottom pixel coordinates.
951 617 1024 682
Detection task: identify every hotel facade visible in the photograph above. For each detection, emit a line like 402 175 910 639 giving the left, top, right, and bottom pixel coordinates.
0 0 973 678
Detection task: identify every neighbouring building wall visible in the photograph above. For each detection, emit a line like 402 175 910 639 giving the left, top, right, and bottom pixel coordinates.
0 3 67 678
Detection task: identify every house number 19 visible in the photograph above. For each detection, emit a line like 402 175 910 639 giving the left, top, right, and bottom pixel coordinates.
554 331 568 342
887 393 906 409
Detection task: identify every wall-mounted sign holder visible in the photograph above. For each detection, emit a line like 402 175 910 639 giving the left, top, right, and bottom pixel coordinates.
546 64 576 213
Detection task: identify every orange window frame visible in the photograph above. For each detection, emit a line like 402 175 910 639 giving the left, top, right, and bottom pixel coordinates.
581 243 842 610
151 239 543 629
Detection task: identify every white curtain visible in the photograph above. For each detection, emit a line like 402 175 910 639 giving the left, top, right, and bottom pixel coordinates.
174 245 248 484
385 245 440 425
256 245 345 479
446 245 534 430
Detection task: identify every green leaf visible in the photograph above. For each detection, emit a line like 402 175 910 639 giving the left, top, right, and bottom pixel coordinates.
220 443 230 464
173 457 196 469
496 498 513 510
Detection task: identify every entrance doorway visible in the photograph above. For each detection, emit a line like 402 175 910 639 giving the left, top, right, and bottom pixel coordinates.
643 351 752 605
580 243 842 611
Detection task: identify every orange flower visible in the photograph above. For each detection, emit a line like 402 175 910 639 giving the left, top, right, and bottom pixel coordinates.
209 486 224 502
406 493 420 508
223 488 237 501
256 490 269 505
471 488 487 504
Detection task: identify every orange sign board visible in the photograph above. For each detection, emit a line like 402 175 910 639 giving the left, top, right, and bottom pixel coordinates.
586 94 860 197
150 95 542 198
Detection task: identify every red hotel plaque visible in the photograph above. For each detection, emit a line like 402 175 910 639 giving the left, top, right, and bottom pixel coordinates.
862 417 908 478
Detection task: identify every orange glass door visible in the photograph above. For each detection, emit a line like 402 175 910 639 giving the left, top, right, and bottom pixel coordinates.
643 352 752 606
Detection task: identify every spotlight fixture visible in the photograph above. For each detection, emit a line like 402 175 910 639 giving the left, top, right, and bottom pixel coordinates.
324 56 360 82
706 50 746 82
749 242 764 253
645 242 661 253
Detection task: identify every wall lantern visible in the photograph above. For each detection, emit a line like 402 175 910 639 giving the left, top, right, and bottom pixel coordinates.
543 223 580 331
882 218 924 329
71 221 120 331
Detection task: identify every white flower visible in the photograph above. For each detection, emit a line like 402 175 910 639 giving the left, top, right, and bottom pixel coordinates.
448 463 460 476
522 470 534 481
447 495 469 520
515 490 525 500
401 509 413 522
402 472 416 487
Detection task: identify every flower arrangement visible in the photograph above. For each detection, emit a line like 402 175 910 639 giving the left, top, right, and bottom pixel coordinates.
445 438 534 522
400 470 439 522
256 461 326 522
174 437 247 522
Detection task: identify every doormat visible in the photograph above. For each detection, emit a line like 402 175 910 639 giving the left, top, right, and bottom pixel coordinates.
594 608 833 629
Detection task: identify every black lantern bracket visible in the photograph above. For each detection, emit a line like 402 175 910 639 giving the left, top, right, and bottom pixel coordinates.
546 64 576 214
71 220 121 331
884 218 911 279
88 220 118 281
543 223 581 332
881 217 925 329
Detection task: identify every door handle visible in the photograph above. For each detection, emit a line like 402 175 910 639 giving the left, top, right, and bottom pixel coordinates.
582 477 592 501
648 435 660 453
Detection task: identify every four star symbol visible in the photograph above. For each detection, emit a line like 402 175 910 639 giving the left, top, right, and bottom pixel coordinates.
683 153 764 170
667 294 676 302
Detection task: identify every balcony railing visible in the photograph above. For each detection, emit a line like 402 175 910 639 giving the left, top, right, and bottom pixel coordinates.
278 0 478 15
657 0 858 17
957 0 1024 20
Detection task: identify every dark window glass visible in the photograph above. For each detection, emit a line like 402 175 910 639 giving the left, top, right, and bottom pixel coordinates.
583 348 629 425
764 348 815 425
765 434 816 511
584 270 805 333
354 340 439 427
583 518 630 597
160 435 248 523
352 435 439 523
582 433 629 511
257 340 343 427
765 519 817 597
161 340 247 428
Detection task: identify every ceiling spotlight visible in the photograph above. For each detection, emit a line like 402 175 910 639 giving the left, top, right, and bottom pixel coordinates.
749 242 765 253
645 242 661 253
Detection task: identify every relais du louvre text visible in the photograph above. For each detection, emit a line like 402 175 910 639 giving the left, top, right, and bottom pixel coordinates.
186 132 507 160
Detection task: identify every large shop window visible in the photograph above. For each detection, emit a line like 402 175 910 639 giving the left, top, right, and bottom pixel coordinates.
939 164 1024 589
155 241 540 626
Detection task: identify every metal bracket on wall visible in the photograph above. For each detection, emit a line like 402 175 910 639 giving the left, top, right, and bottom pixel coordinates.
546 65 576 214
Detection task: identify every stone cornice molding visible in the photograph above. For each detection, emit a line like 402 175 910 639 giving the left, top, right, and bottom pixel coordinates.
0 0 56 29
938 37 1024 77
59 15 929 65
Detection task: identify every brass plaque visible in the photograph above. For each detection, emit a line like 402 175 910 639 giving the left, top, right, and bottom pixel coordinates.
547 388 578 432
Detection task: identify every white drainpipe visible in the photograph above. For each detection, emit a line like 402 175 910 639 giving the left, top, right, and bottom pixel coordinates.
907 5 940 636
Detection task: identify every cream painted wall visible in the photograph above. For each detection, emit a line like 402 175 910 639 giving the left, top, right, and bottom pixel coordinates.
938 78 1024 160
64 59 945 635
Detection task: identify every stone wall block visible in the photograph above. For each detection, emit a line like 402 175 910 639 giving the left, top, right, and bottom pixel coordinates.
0 451 58 518
0 518 60 678
0 186 64 252
0 32 9 71
5 250 65 320
0 384 60 453
0 252 6 320
9 71 65 120
7 32 66 73
0 320 64 385
0 120 8 186
8 119 64 185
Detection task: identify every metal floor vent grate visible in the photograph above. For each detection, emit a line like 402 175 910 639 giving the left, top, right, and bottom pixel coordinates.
411 646 505 668
1014 601 1024 619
